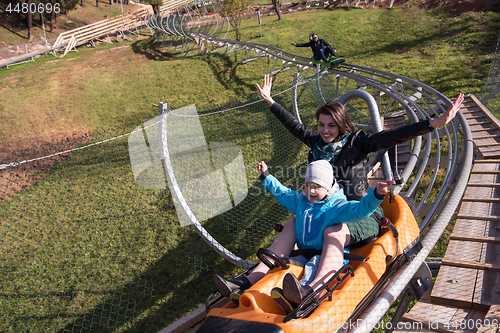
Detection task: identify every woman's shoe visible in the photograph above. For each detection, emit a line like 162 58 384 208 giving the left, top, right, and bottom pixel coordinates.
283 273 313 305
213 274 251 298
229 290 243 306
271 287 295 314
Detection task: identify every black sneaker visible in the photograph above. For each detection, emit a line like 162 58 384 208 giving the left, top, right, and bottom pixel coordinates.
283 273 313 305
213 275 251 298
271 287 295 314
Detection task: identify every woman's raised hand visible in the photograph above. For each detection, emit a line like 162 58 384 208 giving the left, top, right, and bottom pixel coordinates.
256 74 275 106
429 93 465 128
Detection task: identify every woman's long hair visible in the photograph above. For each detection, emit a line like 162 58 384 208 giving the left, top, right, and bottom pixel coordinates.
315 102 356 135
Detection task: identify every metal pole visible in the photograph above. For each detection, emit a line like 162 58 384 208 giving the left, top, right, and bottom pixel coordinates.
41 12 48 48
257 11 262 38
338 90 393 180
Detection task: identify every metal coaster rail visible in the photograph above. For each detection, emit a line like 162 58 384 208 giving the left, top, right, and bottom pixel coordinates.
148 12 473 332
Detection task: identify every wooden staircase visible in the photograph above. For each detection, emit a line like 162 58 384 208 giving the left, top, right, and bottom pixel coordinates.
395 95 500 332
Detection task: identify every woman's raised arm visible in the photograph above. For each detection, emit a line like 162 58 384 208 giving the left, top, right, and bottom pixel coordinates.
429 93 465 129
256 74 276 106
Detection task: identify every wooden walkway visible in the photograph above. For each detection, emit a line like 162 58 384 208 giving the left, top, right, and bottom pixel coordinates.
396 95 500 332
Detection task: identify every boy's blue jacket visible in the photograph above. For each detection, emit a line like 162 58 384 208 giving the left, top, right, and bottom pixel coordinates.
262 173 383 250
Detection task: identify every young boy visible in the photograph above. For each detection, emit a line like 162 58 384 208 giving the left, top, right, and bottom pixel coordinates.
214 160 393 312
261 159 392 311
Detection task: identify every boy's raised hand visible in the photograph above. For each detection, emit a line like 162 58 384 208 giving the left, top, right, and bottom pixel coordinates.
376 179 395 197
257 161 268 175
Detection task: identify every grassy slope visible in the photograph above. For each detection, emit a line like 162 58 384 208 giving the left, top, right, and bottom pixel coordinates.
1 7 499 152
0 5 499 332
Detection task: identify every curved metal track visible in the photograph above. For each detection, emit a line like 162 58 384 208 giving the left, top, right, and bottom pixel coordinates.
150 12 474 332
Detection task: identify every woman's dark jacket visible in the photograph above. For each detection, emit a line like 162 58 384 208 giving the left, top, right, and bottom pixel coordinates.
270 103 433 201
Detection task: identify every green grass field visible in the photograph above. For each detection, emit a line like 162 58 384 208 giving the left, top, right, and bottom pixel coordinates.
0 5 499 332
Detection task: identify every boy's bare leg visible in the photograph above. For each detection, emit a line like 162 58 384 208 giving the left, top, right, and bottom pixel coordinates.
309 224 350 291
246 217 297 285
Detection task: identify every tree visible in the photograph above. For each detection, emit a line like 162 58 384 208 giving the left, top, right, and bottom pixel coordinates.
220 0 251 41
27 0 33 40
271 0 281 20
149 0 161 15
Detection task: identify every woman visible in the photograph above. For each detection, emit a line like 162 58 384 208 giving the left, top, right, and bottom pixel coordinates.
215 74 464 308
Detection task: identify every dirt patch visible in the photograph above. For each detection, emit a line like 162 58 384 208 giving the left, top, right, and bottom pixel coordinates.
0 132 91 201
0 41 149 201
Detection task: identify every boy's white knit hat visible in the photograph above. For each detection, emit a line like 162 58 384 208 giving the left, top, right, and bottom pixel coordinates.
305 160 335 190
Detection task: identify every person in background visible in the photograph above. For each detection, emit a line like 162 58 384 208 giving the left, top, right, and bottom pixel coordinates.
291 33 338 63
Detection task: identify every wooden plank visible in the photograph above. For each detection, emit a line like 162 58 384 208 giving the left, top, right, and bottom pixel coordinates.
474 159 500 163
474 234 500 308
453 219 488 238
470 124 500 131
403 312 457 333
461 198 500 203
465 114 489 120
463 186 497 200
441 259 500 272
473 134 500 140
471 170 500 174
476 143 500 148
450 234 500 244
466 119 493 126
474 270 500 310
476 305 500 333
443 240 482 263
466 183 500 187
456 215 500 222
402 301 487 333
431 265 476 309
480 152 500 159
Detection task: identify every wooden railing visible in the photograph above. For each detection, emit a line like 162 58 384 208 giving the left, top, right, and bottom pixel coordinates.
53 0 194 56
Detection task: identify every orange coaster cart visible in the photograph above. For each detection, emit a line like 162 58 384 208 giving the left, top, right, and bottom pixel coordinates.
198 194 421 333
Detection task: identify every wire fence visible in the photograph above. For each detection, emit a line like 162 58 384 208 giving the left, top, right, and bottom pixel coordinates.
0 72 371 332
478 29 500 111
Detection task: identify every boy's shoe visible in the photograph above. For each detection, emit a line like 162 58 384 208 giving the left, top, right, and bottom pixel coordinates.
230 290 244 306
271 287 295 314
283 273 314 305
213 275 251 297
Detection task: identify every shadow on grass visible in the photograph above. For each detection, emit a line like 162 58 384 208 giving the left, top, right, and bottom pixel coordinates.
203 52 259 98
130 37 181 61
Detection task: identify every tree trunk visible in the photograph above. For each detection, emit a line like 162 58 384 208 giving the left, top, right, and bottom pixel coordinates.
152 4 159 15
234 23 241 41
81 0 85 6
271 0 281 20
27 0 33 41
109 0 112 5
96 0 98 6
50 7 55 32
